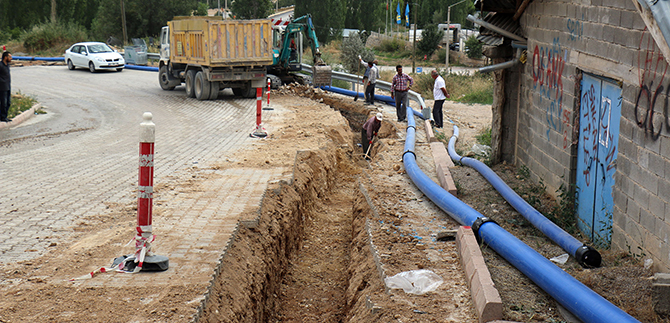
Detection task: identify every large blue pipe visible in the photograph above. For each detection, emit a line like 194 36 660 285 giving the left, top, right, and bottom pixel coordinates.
402 108 639 323
13 56 64 61
319 85 395 106
125 64 158 72
447 126 601 268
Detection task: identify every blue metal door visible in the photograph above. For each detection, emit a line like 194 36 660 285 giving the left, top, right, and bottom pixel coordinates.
576 74 621 247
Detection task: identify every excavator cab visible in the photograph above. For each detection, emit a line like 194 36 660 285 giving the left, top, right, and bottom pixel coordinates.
268 14 331 87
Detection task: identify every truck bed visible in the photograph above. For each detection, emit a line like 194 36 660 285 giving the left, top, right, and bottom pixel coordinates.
170 17 273 67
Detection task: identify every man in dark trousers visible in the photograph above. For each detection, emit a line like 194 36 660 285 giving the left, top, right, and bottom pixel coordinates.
365 61 379 105
0 51 12 122
391 65 413 122
431 70 450 128
361 112 383 160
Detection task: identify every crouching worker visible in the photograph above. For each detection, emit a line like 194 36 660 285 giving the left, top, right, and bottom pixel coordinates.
362 112 383 160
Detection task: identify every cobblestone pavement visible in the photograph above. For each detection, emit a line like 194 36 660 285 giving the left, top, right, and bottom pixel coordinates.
0 66 283 285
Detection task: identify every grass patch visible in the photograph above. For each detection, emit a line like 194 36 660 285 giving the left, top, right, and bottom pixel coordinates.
22 21 88 56
382 70 493 105
475 126 492 146
8 92 38 118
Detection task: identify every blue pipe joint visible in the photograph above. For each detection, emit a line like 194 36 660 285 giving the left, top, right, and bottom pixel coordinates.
575 245 602 268
471 216 498 244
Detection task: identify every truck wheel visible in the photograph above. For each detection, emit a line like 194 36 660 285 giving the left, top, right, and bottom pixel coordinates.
208 82 220 100
243 85 257 98
159 66 176 91
185 70 197 98
267 74 282 89
194 71 211 100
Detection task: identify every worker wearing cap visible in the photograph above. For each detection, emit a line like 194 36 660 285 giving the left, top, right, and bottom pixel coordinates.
362 112 383 160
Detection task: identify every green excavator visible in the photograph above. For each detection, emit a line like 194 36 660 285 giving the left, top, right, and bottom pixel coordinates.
267 14 332 88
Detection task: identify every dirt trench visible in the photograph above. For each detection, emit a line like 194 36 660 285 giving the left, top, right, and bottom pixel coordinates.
195 102 385 322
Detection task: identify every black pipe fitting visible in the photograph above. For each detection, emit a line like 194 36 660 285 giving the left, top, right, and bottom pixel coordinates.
471 216 498 244
575 245 601 268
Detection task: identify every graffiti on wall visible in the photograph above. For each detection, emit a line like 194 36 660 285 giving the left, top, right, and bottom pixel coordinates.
580 80 619 188
581 83 598 186
635 28 670 140
567 15 583 42
532 37 571 149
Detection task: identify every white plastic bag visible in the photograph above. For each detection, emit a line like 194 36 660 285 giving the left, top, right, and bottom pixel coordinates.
550 253 569 265
471 143 491 158
384 269 443 295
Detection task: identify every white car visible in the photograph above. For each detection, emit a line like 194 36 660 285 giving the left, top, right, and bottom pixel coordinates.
64 42 125 73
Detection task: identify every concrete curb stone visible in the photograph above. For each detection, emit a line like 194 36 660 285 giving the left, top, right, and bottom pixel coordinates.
0 102 41 130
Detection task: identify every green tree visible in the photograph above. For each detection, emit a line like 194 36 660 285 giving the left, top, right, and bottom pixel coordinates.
91 0 199 42
278 0 295 7
340 32 373 73
295 0 345 43
195 2 209 15
465 35 482 59
417 24 440 56
343 0 384 31
231 0 273 19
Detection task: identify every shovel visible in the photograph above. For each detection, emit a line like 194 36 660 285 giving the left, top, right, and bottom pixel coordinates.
364 135 376 159
354 59 360 101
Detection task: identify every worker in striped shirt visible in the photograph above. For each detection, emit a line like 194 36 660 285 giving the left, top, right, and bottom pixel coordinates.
391 65 414 122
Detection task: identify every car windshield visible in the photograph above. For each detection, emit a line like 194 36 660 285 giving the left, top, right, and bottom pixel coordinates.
87 44 113 54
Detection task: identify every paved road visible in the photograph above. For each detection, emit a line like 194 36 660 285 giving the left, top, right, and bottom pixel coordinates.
0 66 273 266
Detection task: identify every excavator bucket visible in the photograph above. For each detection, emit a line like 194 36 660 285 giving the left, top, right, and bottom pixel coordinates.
312 64 332 87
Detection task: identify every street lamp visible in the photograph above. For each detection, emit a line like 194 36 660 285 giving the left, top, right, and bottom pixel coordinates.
446 0 468 72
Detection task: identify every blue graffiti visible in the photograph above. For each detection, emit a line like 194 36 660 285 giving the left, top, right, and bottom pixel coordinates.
567 15 584 42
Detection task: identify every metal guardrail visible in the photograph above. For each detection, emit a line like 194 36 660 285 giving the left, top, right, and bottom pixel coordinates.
147 53 160 60
301 63 427 110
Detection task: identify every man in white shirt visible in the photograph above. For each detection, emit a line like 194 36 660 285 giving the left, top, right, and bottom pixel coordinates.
431 70 449 128
365 61 379 105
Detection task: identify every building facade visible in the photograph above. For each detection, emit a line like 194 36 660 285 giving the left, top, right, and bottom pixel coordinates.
484 0 670 271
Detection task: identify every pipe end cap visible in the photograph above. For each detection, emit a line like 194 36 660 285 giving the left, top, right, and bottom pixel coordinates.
575 245 601 268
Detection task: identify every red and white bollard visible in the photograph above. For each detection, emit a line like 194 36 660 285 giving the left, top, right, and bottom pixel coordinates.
115 112 169 273
267 78 271 105
263 77 274 111
251 88 268 138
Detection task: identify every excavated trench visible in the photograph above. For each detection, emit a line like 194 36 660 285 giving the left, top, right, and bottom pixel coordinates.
194 101 383 322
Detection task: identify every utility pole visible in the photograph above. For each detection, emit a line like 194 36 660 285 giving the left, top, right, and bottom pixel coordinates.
385 0 388 34
412 1 418 73
121 0 128 45
50 0 57 23
446 0 467 72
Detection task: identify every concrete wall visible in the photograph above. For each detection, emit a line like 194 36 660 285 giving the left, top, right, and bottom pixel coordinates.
516 0 670 271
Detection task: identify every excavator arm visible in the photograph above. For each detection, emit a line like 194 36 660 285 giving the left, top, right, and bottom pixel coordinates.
277 14 331 85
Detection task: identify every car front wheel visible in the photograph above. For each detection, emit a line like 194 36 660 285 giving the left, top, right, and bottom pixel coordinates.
67 59 75 70
88 62 96 73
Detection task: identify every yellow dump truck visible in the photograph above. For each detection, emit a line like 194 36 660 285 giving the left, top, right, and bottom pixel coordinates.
158 16 273 99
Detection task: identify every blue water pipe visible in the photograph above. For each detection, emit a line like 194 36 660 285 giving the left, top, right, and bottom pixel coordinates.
319 85 396 106
13 56 64 61
447 125 601 268
124 64 158 72
401 108 639 323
